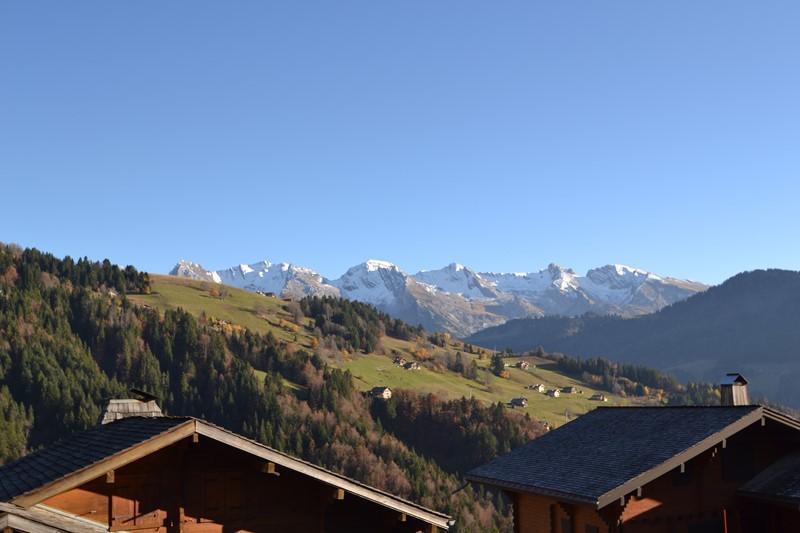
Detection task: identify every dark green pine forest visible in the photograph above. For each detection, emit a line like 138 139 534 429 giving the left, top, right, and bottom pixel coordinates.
0 244 546 532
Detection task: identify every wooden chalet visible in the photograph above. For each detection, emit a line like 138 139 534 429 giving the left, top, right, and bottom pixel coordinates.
0 402 451 533
467 375 800 532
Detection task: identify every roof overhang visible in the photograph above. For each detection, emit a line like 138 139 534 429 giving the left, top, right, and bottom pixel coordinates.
9 419 452 530
464 475 596 506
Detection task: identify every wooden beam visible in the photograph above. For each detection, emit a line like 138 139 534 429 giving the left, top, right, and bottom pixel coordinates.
334 488 345 500
12 420 197 508
192 433 199 444
262 461 279 476
106 470 115 484
399 512 407 522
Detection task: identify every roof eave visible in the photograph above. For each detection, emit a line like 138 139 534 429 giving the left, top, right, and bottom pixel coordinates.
464 474 597 506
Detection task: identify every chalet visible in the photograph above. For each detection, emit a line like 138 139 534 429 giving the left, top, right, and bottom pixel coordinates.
517 361 531 370
370 386 393 400
403 362 421 371
528 384 546 393
560 386 578 395
393 356 407 367
546 389 560 398
510 398 529 408
467 374 800 533
0 397 451 533
589 393 608 402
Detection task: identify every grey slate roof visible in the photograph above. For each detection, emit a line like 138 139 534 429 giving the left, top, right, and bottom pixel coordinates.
739 451 800 504
467 406 761 505
0 416 191 501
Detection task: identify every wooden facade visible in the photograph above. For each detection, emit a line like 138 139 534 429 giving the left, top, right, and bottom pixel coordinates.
37 437 435 533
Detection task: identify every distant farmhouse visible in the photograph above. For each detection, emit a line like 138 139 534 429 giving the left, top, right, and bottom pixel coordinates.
560 386 578 395
546 389 560 398
516 360 531 370
0 393 451 532
468 373 800 532
528 384 546 393
510 397 529 408
590 393 608 402
370 386 393 400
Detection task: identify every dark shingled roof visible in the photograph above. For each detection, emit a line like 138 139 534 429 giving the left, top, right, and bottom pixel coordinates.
0 417 191 502
467 406 761 505
740 451 800 504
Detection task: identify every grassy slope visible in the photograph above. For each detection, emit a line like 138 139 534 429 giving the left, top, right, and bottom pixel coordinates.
131 275 638 426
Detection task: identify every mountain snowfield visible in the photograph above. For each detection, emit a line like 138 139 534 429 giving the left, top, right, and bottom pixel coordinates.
169 258 707 336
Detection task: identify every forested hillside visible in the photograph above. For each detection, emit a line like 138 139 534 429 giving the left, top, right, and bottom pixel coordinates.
0 244 547 532
467 269 800 406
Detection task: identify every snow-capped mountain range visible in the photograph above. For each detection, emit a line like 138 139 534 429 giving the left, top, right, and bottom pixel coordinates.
169 258 707 337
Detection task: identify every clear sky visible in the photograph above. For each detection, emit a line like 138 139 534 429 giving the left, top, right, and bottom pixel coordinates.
2 2 799 284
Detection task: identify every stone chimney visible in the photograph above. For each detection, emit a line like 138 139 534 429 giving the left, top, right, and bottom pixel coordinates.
99 389 163 425
720 373 749 406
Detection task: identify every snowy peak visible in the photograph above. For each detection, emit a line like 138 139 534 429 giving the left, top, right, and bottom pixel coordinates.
415 263 498 299
169 260 221 283
362 259 401 272
333 260 411 306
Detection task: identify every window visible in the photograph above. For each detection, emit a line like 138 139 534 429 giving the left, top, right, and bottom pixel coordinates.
560 517 573 533
585 526 600 533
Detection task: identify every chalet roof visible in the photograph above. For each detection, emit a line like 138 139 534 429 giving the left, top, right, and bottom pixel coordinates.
739 451 800 505
0 416 452 529
467 405 785 508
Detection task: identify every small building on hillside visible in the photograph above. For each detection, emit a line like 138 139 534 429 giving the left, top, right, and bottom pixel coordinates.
560 386 578 394
590 393 608 402
393 356 407 367
516 361 531 370
467 374 800 533
510 397 529 408
528 384 546 393
370 386 393 400
403 361 421 371
0 396 451 533
546 389 560 398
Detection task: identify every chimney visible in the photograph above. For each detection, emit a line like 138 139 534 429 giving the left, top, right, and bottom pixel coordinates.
720 373 749 406
99 389 163 425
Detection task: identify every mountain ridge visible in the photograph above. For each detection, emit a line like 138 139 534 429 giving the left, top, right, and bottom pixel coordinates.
170 258 707 336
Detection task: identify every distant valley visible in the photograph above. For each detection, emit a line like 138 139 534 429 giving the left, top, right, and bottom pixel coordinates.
171 258 706 337
467 269 800 406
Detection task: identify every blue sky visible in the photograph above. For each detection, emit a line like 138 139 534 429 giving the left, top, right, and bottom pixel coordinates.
1 2 798 284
